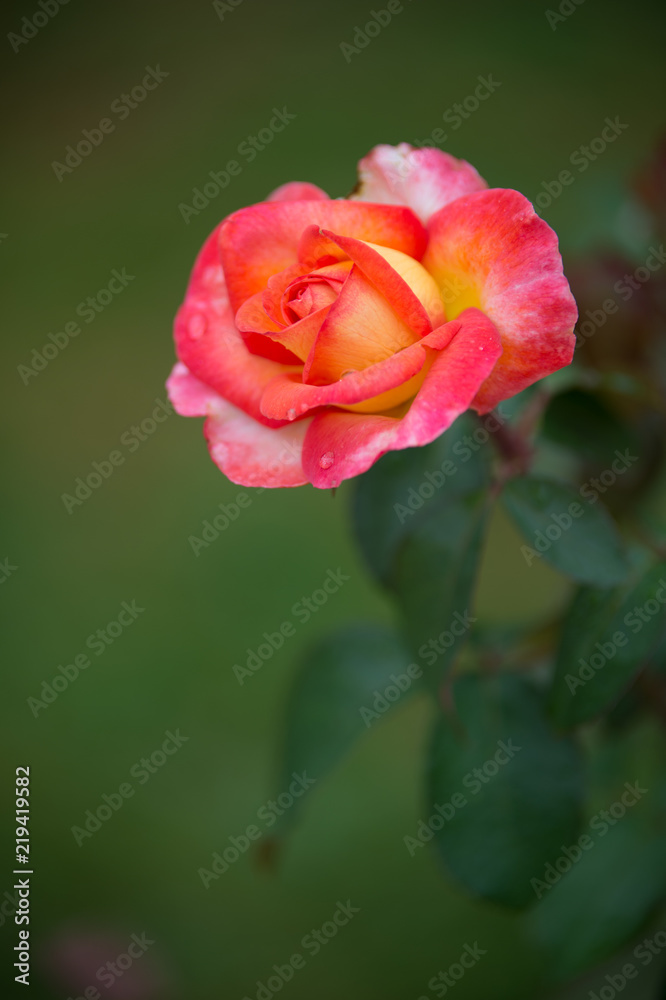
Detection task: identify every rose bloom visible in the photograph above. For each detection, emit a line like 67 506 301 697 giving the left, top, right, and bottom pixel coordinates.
167 144 577 489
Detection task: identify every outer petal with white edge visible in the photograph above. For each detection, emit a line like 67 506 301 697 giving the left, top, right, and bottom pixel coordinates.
167 362 310 488
352 143 487 224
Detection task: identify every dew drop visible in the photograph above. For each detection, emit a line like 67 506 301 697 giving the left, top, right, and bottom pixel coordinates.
203 266 220 288
319 451 334 470
189 314 206 339
287 407 296 420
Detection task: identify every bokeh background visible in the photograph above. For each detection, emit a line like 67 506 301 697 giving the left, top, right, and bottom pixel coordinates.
2 0 665 996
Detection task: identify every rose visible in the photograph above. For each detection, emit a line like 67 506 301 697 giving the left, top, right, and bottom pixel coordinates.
167 143 577 488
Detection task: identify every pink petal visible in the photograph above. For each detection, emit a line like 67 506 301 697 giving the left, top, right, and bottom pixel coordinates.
352 143 487 224
262 305 333 362
301 308 502 488
235 290 284 335
167 363 309 488
423 188 578 411
298 226 350 269
167 361 217 416
262 263 311 326
303 265 421 384
260 322 459 421
219 200 428 312
319 230 438 335
174 226 294 427
266 182 330 202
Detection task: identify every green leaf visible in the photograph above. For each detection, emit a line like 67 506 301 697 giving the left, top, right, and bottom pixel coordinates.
597 370 666 413
272 623 414 835
426 674 584 908
352 413 490 583
391 491 489 693
541 388 638 465
550 560 666 727
502 475 630 585
530 819 666 980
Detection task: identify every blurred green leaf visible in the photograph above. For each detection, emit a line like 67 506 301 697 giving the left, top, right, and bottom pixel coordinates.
426 674 584 908
539 365 598 397
530 819 666 980
597 370 666 413
541 388 638 465
650 627 666 674
502 475 630 585
272 623 413 835
352 413 490 583
550 561 666 728
391 492 489 693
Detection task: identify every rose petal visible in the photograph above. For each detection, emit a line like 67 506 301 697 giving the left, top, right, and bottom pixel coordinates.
174 226 294 427
303 265 421 384
320 230 444 333
235 291 284 334
352 143 487 224
279 262 350 323
298 226 350 269
167 361 217 416
262 263 310 326
266 182 330 203
301 308 502 488
239 263 351 362
423 188 578 411
234 284 312 364
263 305 333 362
167 362 309 488
219 200 428 312
260 321 460 420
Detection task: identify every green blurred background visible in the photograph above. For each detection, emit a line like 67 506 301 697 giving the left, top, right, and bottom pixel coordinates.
2 0 665 996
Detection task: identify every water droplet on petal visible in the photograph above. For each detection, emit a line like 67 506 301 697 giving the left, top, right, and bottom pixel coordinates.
478 346 484 351
319 451 334 470
202 266 219 287
189 314 206 339
287 408 296 420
